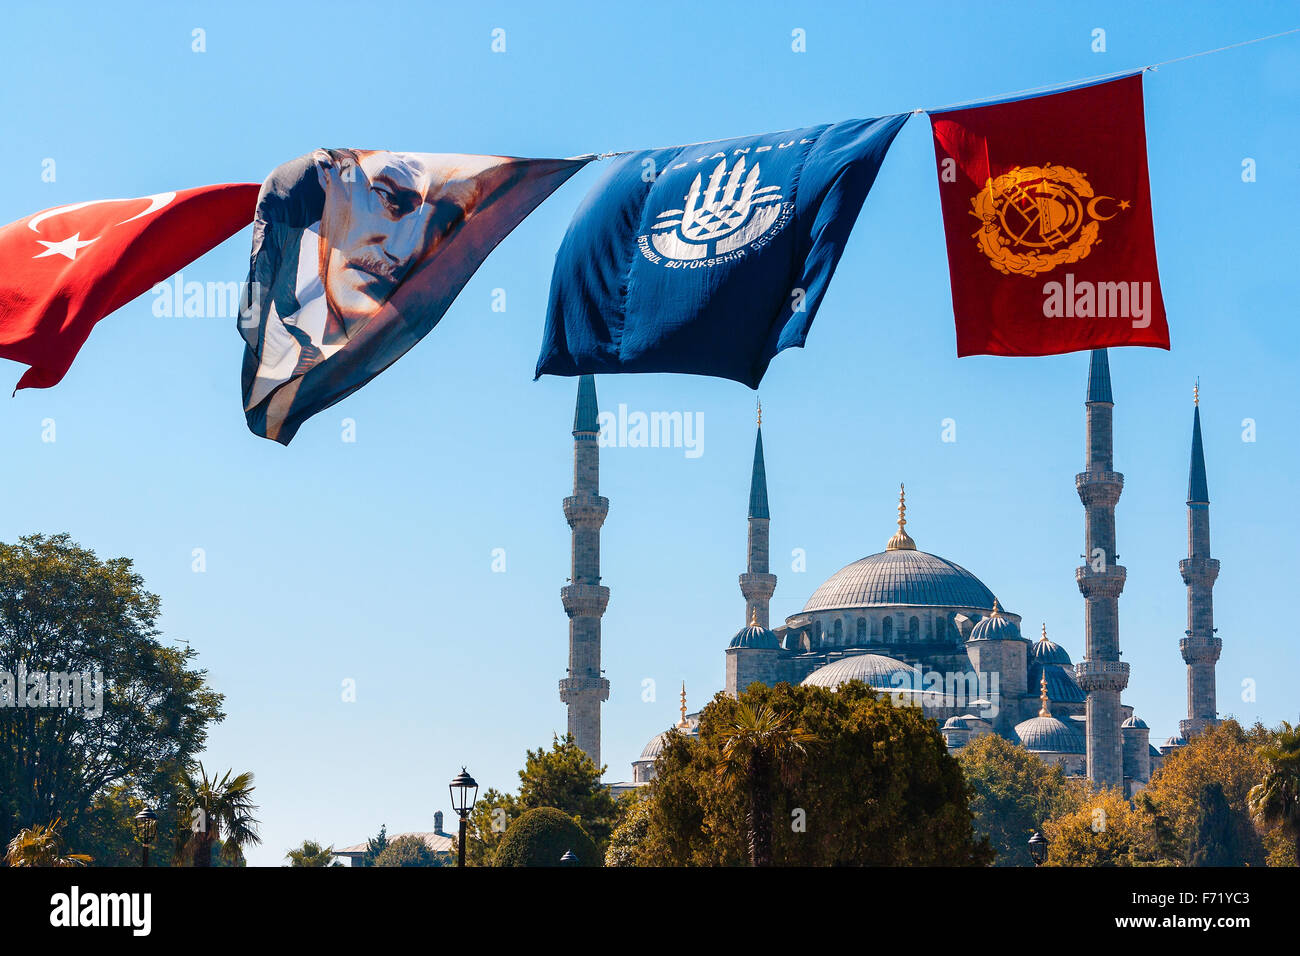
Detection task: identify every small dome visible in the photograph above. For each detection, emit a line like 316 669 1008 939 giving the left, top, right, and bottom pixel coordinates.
729 611 779 649
968 600 1022 642
639 731 671 760
1163 734 1188 749
942 716 970 730
1121 715 1149 730
801 653 914 691
1030 624 1072 665
1014 715 1086 754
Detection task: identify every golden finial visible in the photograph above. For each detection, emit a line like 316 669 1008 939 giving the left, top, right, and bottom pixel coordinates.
749 607 759 627
886 482 917 551
1038 673 1051 718
677 682 689 729
989 597 1001 617
756 397 762 427
1040 622 1048 642
1193 378 1199 406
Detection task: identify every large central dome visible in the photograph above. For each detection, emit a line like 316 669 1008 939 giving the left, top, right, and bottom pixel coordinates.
802 548 998 612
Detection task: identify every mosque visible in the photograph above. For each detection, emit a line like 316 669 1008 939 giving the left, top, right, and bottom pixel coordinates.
558 351 1221 799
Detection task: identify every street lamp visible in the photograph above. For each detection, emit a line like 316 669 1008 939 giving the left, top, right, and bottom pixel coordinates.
449 768 478 868
1027 830 1049 867
134 807 158 867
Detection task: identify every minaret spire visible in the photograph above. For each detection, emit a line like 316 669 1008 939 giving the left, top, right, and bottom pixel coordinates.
1180 381 1220 738
740 403 776 628
559 374 610 770
1074 349 1129 790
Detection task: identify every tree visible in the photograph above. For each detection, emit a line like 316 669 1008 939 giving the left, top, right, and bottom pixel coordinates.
605 791 651 867
1043 788 1155 866
359 823 388 867
1249 721 1300 865
1141 720 1266 866
286 840 338 867
0 533 225 850
461 734 619 865
174 764 261 867
957 732 1085 866
4 818 92 867
374 834 442 867
632 682 993 866
718 701 817 866
1189 782 1247 867
493 807 598 867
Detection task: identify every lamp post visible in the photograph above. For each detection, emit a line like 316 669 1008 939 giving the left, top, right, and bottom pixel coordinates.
134 807 158 868
1028 830 1049 867
449 768 478 868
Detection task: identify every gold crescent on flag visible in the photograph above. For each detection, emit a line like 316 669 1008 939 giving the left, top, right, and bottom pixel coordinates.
1086 196 1120 221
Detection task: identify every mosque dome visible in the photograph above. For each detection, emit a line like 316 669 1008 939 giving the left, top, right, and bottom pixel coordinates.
639 731 672 760
1014 714 1086 754
942 716 970 730
801 486 999 613
1029 624 1073 665
1163 734 1189 749
1121 715 1149 730
968 600 1022 642
729 610 779 649
801 652 915 691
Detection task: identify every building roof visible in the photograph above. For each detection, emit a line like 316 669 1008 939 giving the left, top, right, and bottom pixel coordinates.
1121 715 1149 729
1088 349 1113 404
749 420 769 520
1029 625 1072 665
729 619 780 649
968 600 1022 642
1028 662 1086 704
334 831 453 857
800 652 915 691
1188 403 1209 504
638 730 673 760
802 548 998 612
1014 714 1086 754
573 374 599 434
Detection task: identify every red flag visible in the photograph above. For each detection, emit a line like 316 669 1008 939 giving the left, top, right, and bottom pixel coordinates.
929 75 1169 357
0 183 258 390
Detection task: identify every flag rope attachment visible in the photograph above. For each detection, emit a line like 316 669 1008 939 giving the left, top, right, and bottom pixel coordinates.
919 25 1300 113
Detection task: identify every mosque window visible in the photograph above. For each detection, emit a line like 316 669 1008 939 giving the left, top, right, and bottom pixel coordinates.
882 617 893 642
833 619 843 644
814 621 822 642
857 618 866 643
909 616 920 642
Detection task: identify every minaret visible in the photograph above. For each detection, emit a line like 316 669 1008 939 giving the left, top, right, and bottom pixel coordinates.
1179 381 1221 738
1074 349 1130 789
739 401 777 628
559 375 610 769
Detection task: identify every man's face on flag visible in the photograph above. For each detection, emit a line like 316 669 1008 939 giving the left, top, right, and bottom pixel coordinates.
314 149 493 334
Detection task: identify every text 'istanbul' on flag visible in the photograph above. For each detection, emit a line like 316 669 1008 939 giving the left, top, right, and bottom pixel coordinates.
0 184 258 390
929 74 1169 357
536 114 910 388
241 149 589 444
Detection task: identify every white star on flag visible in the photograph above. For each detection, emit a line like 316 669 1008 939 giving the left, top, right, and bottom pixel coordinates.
33 233 98 260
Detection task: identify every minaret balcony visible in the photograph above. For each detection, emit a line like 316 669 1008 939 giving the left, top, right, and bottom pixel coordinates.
561 583 610 618
558 676 611 702
563 494 609 529
739 572 777 597
1075 470 1124 507
1075 563 1127 599
1179 557 1220 585
1179 636 1222 663
1075 659 1130 692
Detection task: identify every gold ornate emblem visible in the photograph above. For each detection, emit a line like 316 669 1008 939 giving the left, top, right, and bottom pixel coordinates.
969 164 1128 276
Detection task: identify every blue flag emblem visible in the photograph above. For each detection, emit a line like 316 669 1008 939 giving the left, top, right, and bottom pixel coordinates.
537 113 910 387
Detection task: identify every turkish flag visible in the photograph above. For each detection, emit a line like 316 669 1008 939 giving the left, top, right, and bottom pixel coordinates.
929 75 1169 357
0 183 258 390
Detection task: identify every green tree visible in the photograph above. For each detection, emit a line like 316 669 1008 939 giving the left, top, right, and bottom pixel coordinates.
958 733 1085 866
0 534 225 850
718 701 817 867
374 834 442 867
462 734 619 865
605 791 651 867
493 807 598 867
174 764 261 867
1141 720 1266 866
1189 782 1247 866
633 682 993 866
1249 721 1300 865
286 840 338 867
4 818 91 867
359 823 388 867
1043 788 1156 867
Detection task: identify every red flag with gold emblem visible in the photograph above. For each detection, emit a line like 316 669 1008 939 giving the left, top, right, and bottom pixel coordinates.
0 183 258 390
929 74 1169 356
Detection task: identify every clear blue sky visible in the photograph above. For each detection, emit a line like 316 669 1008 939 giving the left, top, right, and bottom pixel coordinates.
1 1 1296 866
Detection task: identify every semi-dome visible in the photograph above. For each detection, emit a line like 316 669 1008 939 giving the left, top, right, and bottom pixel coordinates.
802 486 999 613
1029 663 1086 704
801 652 915 691
1014 714 1086 754
968 600 1022 641
729 611 779 649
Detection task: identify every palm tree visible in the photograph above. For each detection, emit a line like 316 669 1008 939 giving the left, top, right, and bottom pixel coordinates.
4 819 92 867
1248 721 1300 862
176 764 262 867
285 840 337 867
719 702 818 867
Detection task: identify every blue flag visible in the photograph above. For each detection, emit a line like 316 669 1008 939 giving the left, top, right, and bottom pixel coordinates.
536 114 909 387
